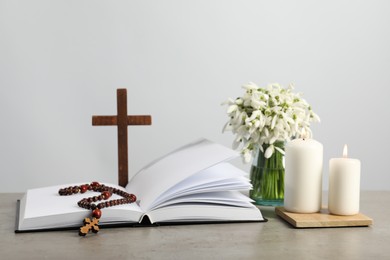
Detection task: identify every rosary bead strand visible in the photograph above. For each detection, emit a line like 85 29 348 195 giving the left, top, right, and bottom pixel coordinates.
58 181 136 236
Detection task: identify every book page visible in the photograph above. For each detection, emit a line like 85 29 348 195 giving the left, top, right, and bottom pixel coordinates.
152 191 254 210
150 163 251 209
126 139 238 211
148 202 263 223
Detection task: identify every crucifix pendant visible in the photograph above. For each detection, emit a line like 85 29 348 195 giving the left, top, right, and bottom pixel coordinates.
79 217 100 236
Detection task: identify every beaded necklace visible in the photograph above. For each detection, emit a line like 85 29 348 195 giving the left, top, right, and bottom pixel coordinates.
58 181 136 236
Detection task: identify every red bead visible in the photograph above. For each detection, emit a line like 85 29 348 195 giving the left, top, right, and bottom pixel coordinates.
101 191 111 199
80 185 88 194
91 182 100 188
92 208 102 219
129 194 136 202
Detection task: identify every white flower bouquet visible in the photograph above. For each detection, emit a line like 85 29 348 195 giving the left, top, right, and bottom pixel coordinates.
223 82 320 205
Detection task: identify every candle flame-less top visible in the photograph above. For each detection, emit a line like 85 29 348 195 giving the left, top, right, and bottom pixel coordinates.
343 144 348 158
301 128 307 140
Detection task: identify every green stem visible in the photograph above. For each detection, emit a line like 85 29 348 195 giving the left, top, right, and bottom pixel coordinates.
250 142 285 202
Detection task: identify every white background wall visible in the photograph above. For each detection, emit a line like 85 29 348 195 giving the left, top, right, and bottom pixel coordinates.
1 0 389 192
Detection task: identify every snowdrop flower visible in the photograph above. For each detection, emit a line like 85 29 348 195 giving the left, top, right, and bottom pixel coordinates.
223 82 320 162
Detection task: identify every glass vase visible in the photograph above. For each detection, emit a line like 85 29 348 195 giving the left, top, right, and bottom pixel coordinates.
249 142 285 206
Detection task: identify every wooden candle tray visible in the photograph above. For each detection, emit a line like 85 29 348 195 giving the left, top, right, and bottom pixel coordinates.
275 207 373 228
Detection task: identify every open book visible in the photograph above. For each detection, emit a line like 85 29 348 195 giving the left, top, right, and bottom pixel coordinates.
16 139 264 232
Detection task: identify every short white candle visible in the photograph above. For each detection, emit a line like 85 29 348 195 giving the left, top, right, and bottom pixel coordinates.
328 145 361 215
284 131 323 213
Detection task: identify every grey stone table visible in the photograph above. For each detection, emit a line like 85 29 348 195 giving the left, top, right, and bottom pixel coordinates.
1 192 389 259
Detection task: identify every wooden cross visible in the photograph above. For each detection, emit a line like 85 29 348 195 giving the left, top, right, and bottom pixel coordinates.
79 217 100 236
92 89 152 187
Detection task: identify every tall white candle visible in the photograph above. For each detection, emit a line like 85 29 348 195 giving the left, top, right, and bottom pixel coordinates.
284 133 323 213
328 145 361 215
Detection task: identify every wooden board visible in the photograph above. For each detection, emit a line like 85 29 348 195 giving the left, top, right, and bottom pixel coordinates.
275 207 373 228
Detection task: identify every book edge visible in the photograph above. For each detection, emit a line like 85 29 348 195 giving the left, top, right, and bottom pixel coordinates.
15 200 267 233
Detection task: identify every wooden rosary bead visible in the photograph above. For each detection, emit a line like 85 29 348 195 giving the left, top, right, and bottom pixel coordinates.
129 194 136 202
92 208 102 219
102 191 111 199
91 182 100 188
80 185 88 193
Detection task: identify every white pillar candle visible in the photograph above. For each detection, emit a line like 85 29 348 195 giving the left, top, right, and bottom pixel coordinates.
284 134 323 213
328 145 361 215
